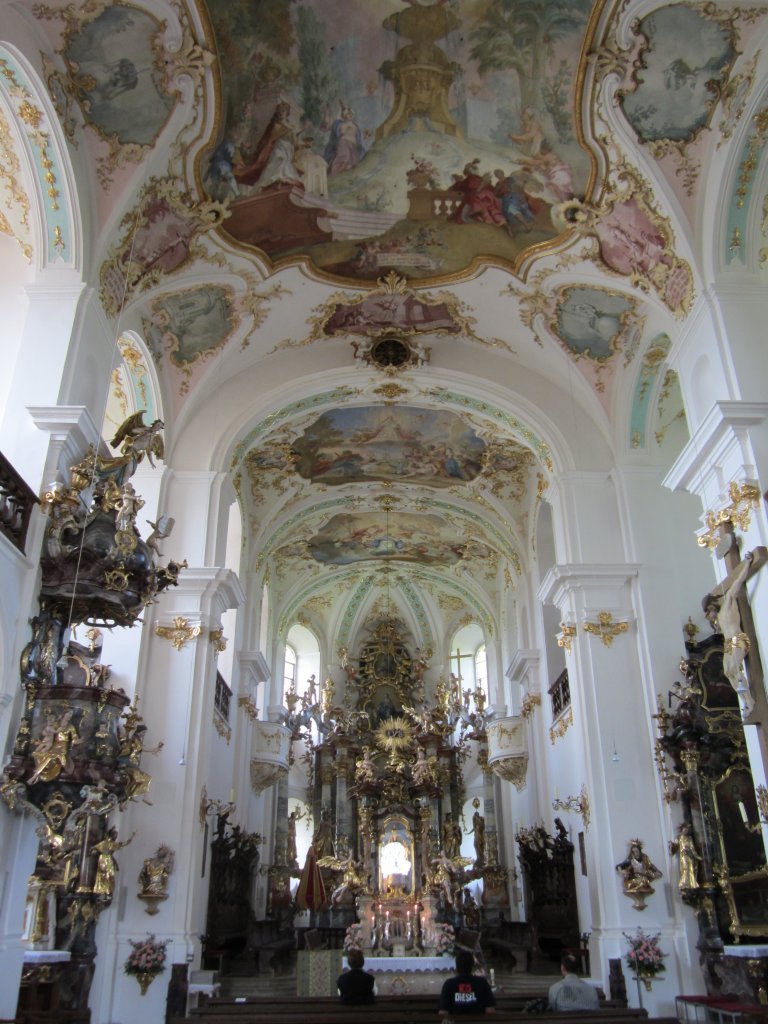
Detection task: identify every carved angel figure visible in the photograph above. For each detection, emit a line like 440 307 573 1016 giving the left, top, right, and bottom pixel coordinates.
317 850 366 906
95 411 165 486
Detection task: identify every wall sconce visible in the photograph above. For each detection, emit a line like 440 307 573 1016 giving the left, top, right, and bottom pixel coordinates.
552 783 591 831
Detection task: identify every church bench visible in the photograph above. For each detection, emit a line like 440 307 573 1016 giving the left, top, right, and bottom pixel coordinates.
182 1005 651 1023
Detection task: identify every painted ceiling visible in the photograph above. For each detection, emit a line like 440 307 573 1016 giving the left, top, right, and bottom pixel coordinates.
5 0 768 651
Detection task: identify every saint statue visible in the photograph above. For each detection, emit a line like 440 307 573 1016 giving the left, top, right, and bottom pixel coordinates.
442 812 462 861
616 838 662 910
669 824 702 891
92 827 133 900
29 709 80 784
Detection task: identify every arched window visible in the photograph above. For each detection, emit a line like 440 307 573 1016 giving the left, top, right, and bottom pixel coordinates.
284 643 297 700
449 623 487 707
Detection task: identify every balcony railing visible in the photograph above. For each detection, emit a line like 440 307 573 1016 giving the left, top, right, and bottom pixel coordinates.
549 668 571 719
214 671 232 722
0 452 38 554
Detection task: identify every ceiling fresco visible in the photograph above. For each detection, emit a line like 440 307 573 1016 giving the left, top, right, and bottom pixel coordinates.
291 406 486 487
199 0 599 281
19 0 765 647
308 511 472 567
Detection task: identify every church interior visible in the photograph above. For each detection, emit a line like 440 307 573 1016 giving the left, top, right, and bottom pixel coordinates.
2 0 768 1021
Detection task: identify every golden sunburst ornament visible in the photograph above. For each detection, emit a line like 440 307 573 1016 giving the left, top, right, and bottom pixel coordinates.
374 715 414 754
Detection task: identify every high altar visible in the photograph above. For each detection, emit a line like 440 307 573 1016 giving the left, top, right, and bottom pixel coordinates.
275 618 514 989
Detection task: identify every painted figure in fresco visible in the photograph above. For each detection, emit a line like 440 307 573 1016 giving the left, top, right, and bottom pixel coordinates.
205 140 240 201
92 827 133 900
29 710 80 784
669 824 702 891
519 142 574 205
234 101 302 191
508 106 545 156
324 105 365 175
493 170 534 233
450 160 505 226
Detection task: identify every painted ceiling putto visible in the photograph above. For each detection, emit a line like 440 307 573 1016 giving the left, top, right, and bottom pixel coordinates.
6 0 767 642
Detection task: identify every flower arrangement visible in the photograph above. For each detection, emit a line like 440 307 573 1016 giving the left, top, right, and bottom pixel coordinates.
623 928 666 979
406 157 440 190
344 922 364 953
433 922 455 955
124 934 169 993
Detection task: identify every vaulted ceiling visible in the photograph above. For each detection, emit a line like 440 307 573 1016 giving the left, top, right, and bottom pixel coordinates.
4 0 767 650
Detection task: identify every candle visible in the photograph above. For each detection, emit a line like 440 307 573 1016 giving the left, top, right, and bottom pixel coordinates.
229 788 235 803
386 910 390 919
739 801 749 823
407 911 410 920
490 969 496 987
372 915 376 929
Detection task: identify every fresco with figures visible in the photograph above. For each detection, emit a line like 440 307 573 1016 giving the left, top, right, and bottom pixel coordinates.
554 286 634 360
200 0 598 282
59 5 174 146
291 406 486 486
309 512 469 566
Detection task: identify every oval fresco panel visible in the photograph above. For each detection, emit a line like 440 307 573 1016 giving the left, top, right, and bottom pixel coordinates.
291 406 486 487
554 286 634 360
64 5 174 147
619 5 734 144
200 0 598 283
309 512 465 566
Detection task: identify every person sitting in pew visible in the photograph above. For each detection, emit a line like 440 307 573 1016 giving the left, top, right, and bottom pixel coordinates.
548 954 600 1012
439 949 496 1016
337 948 376 1005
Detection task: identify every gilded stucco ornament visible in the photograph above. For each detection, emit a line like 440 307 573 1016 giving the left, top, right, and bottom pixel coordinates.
583 611 629 647
99 178 229 317
34 0 213 188
550 706 574 745
271 272 508 355
154 616 203 652
552 784 591 831
697 482 762 549
557 623 577 654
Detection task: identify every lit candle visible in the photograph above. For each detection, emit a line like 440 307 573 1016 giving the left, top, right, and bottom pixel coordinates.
739 801 749 824
407 911 411 921
372 915 376 929
386 910 390 919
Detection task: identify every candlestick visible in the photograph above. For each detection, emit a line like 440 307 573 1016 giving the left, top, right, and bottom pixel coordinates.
739 801 749 824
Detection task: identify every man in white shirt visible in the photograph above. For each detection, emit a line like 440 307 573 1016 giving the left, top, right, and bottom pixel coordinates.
548 954 600 1012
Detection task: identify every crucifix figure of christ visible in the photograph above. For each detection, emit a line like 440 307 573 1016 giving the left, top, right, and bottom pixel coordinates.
702 523 767 720
451 648 473 694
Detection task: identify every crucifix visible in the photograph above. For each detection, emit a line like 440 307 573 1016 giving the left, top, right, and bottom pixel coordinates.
702 521 767 720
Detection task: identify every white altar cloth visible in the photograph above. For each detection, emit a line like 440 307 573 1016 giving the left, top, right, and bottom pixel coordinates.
344 955 452 972
342 955 454 995
24 951 71 963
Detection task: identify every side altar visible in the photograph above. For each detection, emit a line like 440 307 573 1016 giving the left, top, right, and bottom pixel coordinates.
269 618 517 972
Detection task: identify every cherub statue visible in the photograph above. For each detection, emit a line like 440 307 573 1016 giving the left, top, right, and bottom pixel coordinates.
92 827 134 900
145 514 175 559
318 847 366 906
355 746 377 783
412 746 436 787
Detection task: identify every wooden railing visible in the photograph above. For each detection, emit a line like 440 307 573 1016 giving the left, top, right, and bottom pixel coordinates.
215 671 232 722
0 451 38 554
549 668 571 719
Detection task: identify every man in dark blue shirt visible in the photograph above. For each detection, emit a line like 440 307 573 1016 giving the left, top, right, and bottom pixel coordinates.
439 949 496 1016
338 948 376 1005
